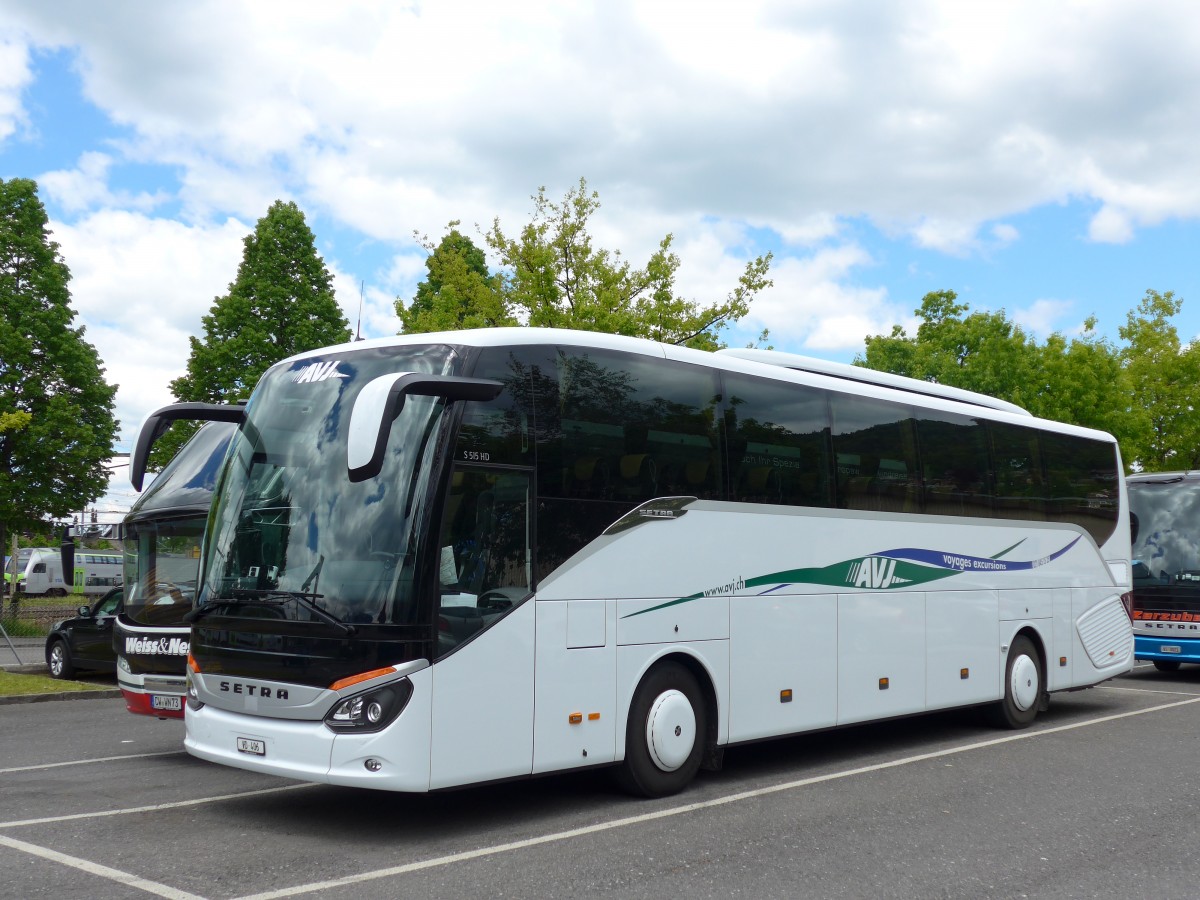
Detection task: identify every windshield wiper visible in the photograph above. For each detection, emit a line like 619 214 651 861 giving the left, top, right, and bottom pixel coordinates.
185 589 356 636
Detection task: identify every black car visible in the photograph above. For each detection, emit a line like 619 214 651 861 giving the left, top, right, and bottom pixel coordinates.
45 587 122 679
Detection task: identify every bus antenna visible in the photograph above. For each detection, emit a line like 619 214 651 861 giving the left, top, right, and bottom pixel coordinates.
355 280 365 341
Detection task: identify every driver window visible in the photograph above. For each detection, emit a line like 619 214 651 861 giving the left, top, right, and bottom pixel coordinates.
98 593 122 616
436 465 531 656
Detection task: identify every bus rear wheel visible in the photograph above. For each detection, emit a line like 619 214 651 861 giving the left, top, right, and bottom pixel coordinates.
615 662 707 798
987 636 1042 729
1153 660 1182 673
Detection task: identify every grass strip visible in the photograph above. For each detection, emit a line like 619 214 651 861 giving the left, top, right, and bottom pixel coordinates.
0 670 113 696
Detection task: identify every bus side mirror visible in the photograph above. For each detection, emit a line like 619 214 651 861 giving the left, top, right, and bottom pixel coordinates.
131 402 246 491
347 373 503 483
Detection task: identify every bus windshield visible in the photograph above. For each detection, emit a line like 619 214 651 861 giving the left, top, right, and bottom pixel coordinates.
1130 478 1200 586
122 515 206 626
196 344 460 627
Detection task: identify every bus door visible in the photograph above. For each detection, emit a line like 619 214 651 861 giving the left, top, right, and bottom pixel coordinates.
429 464 537 789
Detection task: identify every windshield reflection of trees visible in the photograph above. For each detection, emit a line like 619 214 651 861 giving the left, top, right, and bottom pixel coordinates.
220 397 443 627
1132 484 1200 585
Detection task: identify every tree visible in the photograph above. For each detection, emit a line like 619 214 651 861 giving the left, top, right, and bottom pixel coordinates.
152 200 351 466
858 289 1127 434
1032 317 1127 439
1118 290 1200 471
396 224 515 334
0 177 119 582
398 179 773 350
859 290 1043 407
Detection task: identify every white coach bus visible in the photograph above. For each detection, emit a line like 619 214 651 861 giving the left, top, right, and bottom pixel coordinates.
130 328 1133 797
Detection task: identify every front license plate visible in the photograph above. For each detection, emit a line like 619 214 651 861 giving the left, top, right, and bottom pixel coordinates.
237 737 266 756
1161 645 1182 654
150 695 182 711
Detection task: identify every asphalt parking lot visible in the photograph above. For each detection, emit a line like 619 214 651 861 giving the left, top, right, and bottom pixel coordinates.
3 662 1200 899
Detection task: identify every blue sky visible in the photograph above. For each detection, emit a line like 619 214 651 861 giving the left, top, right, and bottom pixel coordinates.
2 1 1199 513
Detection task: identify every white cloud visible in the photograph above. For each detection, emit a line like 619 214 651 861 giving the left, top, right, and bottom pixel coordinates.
990 223 1019 246
1012 297 1075 338
6 0 1199 250
743 244 911 354
47 210 252 448
39 151 168 213
0 35 32 141
1087 205 1134 243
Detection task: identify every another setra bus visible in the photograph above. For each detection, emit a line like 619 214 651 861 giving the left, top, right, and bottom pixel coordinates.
1127 470 1200 671
131 328 1133 796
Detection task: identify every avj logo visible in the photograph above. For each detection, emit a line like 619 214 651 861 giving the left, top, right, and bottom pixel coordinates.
847 556 906 589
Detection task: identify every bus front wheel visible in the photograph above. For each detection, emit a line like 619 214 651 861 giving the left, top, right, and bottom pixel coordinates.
987 636 1042 729
1153 660 1182 673
616 662 707 798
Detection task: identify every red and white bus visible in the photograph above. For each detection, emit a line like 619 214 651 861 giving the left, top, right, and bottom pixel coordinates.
115 422 235 717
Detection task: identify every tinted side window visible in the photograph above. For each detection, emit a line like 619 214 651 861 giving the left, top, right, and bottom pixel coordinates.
990 422 1045 520
457 346 541 467
1041 431 1119 545
725 372 832 508
918 412 992 517
831 394 920 512
534 347 722 580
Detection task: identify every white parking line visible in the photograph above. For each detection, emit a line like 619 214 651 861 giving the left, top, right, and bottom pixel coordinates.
1098 684 1200 697
0 783 317 830
233 694 1200 900
0 834 206 900
0 750 185 775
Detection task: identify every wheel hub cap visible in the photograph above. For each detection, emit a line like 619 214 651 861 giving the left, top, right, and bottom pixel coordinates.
1011 654 1039 711
646 689 697 772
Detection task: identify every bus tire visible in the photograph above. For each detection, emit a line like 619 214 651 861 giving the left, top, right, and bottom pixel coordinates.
987 636 1042 729
47 638 75 680
1153 660 1182 673
615 661 707 798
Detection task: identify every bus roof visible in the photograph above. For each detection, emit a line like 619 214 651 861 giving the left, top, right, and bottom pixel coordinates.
272 327 1117 441
716 348 1031 417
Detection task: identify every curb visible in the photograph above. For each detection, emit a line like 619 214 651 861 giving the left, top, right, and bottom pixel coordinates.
3 664 51 675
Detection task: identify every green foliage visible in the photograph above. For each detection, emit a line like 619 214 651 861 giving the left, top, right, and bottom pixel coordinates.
152 200 351 467
397 179 773 350
397 224 515 333
0 178 119 559
0 410 32 433
862 290 1042 408
1118 290 1200 471
859 287 1200 472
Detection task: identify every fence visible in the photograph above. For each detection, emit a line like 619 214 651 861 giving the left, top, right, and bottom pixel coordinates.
1 596 82 636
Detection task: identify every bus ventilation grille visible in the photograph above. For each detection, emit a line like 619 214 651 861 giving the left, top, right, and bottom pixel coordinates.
1076 598 1134 668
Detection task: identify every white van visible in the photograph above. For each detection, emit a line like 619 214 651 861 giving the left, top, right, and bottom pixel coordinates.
17 548 123 597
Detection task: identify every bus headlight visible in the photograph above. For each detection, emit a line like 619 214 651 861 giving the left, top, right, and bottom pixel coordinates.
117 656 132 674
186 672 204 711
324 679 413 733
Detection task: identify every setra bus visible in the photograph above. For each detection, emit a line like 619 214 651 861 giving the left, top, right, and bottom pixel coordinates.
115 422 236 717
1127 470 1200 671
131 328 1133 797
